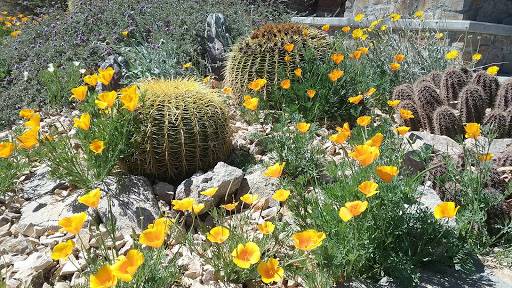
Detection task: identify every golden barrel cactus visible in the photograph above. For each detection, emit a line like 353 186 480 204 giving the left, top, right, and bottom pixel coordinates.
127 78 232 183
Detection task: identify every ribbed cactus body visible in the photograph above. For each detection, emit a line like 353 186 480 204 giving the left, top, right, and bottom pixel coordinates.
440 69 467 103
224 23 330 103
398 100 422 131
413 77 434 92
495 81 512 111
414 83 443 131
428 70 442 89
483 110 508 139
458 85 486 124
472 71 500 108
127 78 232 183
459 67 473 82
433 106 463 139
392 83 415 102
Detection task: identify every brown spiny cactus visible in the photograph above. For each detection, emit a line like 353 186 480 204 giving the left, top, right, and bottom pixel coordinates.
433 106 463 139
458 85 486 124
495 80 512 111
414 83 443 131
472 70 500 108
428 70 442 89
440 69 467 103
483 110 508 139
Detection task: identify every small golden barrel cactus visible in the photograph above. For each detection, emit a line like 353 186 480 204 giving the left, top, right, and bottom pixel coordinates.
127 78 232 183
224 23 330 103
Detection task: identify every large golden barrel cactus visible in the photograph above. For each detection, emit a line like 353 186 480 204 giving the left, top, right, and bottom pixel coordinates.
224 23 330 103
127 78 232 183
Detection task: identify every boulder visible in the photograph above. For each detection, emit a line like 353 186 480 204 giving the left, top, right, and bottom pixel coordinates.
175 162 243 214
22 165 65 200
95 55 127 93
153 181 176 204
237 166 281 210
94 175 160 235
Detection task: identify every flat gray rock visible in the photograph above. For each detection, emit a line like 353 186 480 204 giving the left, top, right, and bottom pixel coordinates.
22 166 65 200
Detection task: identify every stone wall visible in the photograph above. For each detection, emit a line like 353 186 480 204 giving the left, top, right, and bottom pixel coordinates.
342 0 512 24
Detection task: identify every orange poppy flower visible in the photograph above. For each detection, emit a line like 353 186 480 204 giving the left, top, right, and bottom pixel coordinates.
375 166 399 183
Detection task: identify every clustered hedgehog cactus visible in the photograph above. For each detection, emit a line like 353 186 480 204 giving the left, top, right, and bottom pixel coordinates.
392 67 512 139
126 78 232 184
224 23 330 102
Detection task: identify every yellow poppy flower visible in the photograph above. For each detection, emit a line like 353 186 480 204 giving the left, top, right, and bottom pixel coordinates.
192 203 205 213
477 153 493 162
70 86 88 101
232 242 261 268
98 67 115 86
78 188 101 208
399 109 414 119
172 198 196 211
258 258 284 284
89 139 105 154
51 239 75 260
342 26 350 33
356 116 371 127
183 63 191 68
339 200 369 222
331 53 344 64
349 144 380 167
24 113 40 129
366 87 376 96
414 11 423 18
358 181 379 197
120 93 139 111
354 14 364 21
90 265 117 288
390 62 400 71
284 43 294 52
272 189 290 201
394 126 410 136
307 90 316 99
221 202 238 211
111 250 145 282
294 68 302 77
19 109 34 119
292 229 325 251
349 94 363 104
328 69 344 81
0 142 15 159
352 29 363 39
83 74 98 86
280 79 290 89
240 194 258 205
202 76 211 84
97 91 117 108
375 166 399 183
257 221 275 234
365 133 383 147
387 100 400 107
296 122 311 133
73 113 90 130
121 30 128 36
200 187 218 197
222 87 232 94
262 162 285 178
394 54 405 63
58 212 87 234
321 24 329 31
17 127 39 150
464 123 481 139
243 95 259 111
434 202 460 219
207 226 229 243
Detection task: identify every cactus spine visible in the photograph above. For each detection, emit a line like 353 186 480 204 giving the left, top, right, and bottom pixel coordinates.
224 23 330 103
495 81 512 110
458 85 486 124
472 71 500 108
428 70 442 89
414 83 443 131
398 100 422 131
127 78 232 183
440 69 467 103
413 77 434 93
433 106 463 139
392 83 415 102
483 110 508 139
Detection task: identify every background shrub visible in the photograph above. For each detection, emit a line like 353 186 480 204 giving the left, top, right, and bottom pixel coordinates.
0 0 292 129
